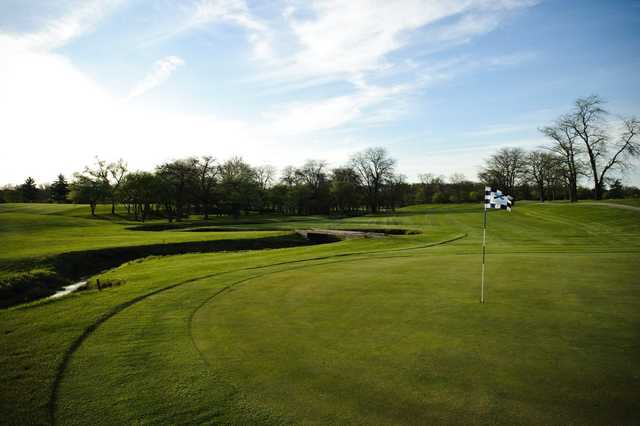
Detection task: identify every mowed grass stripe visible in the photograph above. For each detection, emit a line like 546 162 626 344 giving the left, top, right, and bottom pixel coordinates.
1 201 639 424
54 251 639 424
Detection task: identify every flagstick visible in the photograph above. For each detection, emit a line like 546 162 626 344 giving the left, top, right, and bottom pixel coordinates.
481 206 487 304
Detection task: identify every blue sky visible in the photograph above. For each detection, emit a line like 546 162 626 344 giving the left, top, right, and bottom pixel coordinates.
1 0 639 185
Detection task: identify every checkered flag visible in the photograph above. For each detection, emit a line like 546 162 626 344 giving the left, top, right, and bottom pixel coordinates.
484 186 512 211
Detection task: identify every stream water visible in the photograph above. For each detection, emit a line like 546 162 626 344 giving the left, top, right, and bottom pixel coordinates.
49 281 87 299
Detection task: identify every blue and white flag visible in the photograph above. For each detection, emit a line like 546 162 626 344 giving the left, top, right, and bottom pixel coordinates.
484 186 512 211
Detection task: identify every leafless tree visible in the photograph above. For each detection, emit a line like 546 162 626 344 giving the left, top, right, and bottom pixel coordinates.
562 95 640 199
478 147 526 195
540 116 583 202
194 156 218 219
255 165 277 190
280 166 298 187
448 173 466 202
295 160 327 193
108 159 128 214
525 150 560 202
418 173 445 203
350 147 396 213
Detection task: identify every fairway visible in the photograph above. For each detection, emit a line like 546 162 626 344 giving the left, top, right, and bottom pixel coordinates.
1 202 639 424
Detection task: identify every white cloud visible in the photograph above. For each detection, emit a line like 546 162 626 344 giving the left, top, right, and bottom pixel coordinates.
264 80 412 134
255 0 537 85
145 0 272 60
0 0 557 186
127 56 185 100
6 0 124 51
0 38 277 184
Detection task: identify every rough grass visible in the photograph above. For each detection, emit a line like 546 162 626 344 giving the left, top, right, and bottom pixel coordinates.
0 201 639 424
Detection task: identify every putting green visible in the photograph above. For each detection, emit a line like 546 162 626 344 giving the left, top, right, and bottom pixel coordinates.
55 249 639 425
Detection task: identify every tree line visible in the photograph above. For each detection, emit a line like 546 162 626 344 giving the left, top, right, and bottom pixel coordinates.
1 96 638 220
480 95 639 202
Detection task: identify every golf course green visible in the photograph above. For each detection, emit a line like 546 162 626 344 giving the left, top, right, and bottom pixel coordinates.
1 201 639 424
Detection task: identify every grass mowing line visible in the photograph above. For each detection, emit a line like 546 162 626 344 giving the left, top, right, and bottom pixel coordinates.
239 232 468 272
48 233 467 423
187 249 472 371
520 207 621 246
578 202 640 212
47 272 224 425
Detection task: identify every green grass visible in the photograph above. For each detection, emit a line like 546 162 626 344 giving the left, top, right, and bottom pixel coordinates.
1 201 639 424
0 204 315 306
594 198 640 207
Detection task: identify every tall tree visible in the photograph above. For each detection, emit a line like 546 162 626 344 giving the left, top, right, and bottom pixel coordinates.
350 147 396 213
280 166 298 187
384 173 409 211
564 96 640 199
71 174 109 216
255 165 276 190
448 173 466 203
19 177 38 202
331 167 362 214
540 115 582 202
50 174 70 203
218 157 258 217
121 172 158 221
193 156 218 219
418 173 445 204
108 159 128 215
478 147 526 196
294 160 330 214
157 158 197 221
525 151 560 202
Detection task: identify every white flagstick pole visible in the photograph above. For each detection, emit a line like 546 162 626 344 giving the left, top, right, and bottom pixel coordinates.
481 204 487 304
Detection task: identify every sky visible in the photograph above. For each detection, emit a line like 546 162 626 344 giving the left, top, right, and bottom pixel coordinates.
1 0 639 186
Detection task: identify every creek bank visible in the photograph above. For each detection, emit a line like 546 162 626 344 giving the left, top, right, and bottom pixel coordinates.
2 233 327 308
295 228 419 242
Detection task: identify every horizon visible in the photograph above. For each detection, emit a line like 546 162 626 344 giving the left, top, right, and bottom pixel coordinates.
1 0 639 187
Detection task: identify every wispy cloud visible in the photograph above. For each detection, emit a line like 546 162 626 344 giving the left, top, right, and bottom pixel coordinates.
142 0 272 59
127 56 185 100
233 0 539 133
5 0 124 51
254 1 537 85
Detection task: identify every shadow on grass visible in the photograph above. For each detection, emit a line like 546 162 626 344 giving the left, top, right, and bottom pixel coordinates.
0 233 321 309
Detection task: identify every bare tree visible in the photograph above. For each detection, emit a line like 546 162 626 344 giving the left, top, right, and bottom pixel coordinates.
73 157 111 215
280 166 298 187
385 173 408 211
84 157 110 186
295 160 327 193
540 116 582 202
255 165 277 190
563 96 640 199
108 159 128 215
350 147 396 213
194 156 218 219
478 147 526 195
418 173 445 203
595 117 640 193
448 173 466 202
525 150 560 202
